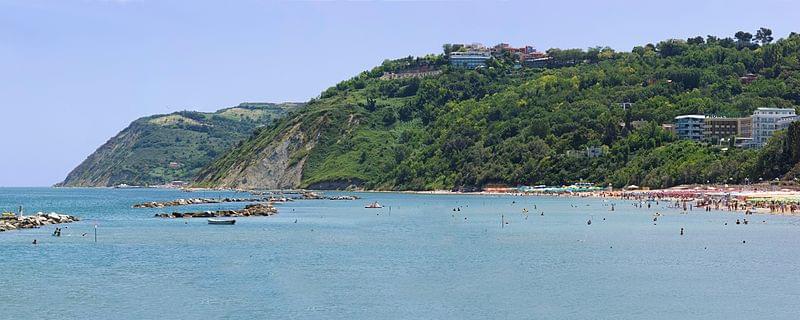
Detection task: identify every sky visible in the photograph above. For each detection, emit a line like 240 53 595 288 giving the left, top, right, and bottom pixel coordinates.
0 0 798 187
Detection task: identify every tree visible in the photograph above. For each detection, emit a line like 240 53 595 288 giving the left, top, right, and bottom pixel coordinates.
381 108 396 126
358 150 367 164
365 97 377 112
656 39 688 57
734 31 753 49
755 27 774 45
687 36 705 45
442 44 453 55
397 103 413 121
599 112 619 145
718 37 736 48
762 44 782 68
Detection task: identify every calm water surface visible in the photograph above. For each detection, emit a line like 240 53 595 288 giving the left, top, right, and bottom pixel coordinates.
1 188 800 319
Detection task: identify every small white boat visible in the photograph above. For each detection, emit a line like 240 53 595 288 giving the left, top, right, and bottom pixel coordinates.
365 201 383 209
208 218 236 225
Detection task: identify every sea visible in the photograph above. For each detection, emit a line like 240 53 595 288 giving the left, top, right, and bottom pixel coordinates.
1 188 799 319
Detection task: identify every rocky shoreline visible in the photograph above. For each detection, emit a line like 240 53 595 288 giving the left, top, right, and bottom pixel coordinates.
133 197 268 208
135 192 360 209
298 192 360 200
153 203 278 219
0 213 80 232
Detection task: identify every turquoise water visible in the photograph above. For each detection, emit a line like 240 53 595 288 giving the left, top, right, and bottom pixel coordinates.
2 188 800 319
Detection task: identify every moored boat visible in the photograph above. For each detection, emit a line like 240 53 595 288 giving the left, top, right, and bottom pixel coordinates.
365 201 383 209
208 218 236 225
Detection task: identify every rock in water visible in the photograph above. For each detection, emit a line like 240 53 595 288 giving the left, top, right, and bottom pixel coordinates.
0 213 79 232
155 203 278 219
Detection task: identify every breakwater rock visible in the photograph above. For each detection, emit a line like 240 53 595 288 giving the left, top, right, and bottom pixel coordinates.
327 195 359 200
301 192 360 200
247 191 359 201
133 197 267 208
154 203 278 219
0 213 80 232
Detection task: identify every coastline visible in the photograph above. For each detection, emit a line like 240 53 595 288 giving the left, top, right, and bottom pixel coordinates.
417 186 800 216
34 184 800 216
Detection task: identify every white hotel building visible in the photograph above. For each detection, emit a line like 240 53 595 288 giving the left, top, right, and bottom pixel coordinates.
752 107 798 147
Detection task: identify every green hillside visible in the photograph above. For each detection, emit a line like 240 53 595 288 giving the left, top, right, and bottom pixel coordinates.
197 30 800 190
58 102 303 187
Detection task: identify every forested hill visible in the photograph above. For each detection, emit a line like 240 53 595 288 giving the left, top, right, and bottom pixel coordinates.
58 102 303 187
196 30 800 190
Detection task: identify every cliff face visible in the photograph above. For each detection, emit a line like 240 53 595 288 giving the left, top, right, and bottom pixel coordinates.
198 122 318 189
195 107 342 189
195 98 377 190
57 103 303 187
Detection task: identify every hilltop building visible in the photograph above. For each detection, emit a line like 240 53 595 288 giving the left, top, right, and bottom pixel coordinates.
586 146 607 158
661 123 676 135
523 56 553 68
491 43 535 55
449 42 550 69
674 115 705 141
740 73 759 85
737 116 752 138
380 66 442 80
734 137 754 148
752 108 798 147
704 117 740 144
449 51 492 69
672 109 795 148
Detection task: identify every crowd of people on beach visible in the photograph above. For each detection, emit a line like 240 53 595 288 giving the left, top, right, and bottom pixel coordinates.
576 188 800 216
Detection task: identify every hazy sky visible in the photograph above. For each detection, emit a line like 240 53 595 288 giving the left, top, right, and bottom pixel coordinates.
1 0 798 186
